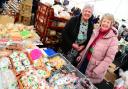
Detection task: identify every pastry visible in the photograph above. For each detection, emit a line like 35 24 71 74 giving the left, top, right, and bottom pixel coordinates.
9 51 31 73
48 56 66 70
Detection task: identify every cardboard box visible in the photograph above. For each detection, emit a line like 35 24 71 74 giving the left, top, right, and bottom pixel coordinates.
104 63 117 84
0 15 14 25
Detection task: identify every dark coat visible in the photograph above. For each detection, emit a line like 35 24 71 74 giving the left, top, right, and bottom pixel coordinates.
61 14 94 54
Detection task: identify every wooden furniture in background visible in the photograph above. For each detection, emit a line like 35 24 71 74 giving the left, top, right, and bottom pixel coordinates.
34 2 49 42
35 2 68 47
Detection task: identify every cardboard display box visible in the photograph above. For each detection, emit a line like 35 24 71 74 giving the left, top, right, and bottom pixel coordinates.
0 15 14 25
104 63 117 84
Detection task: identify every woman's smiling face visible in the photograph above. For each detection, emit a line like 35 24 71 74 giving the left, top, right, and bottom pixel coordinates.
82 7 93 21
100 18 112 31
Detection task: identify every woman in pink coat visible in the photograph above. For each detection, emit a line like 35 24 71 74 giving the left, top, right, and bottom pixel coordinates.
76 13 118 84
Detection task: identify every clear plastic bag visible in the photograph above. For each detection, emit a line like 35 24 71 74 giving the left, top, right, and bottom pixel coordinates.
0 57 18 89
0 70 18 89
114 78 126 89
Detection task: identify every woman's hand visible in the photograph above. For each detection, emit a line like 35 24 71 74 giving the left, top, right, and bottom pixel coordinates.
72 43 79 50
72 43 85 52
78 45 85 52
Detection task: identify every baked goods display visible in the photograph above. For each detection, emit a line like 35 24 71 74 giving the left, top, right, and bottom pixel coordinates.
9 51 31 74
0 23 97 89
0 23 40 49
46 56 66 71
29 49 44 68
48 70 79 89
74 78 94 89
47 68 95 89
6 43 23 51
19 67 52 89
0 48 96 89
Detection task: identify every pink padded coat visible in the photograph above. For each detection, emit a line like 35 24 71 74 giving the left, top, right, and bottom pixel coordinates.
77 28 118 84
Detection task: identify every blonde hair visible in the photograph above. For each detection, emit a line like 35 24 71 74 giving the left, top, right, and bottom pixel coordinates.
100 13 115 26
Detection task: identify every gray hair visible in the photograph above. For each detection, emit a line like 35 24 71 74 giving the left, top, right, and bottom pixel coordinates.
82 4 94 12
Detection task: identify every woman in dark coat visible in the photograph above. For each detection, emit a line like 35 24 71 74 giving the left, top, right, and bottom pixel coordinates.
61 4 94 65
